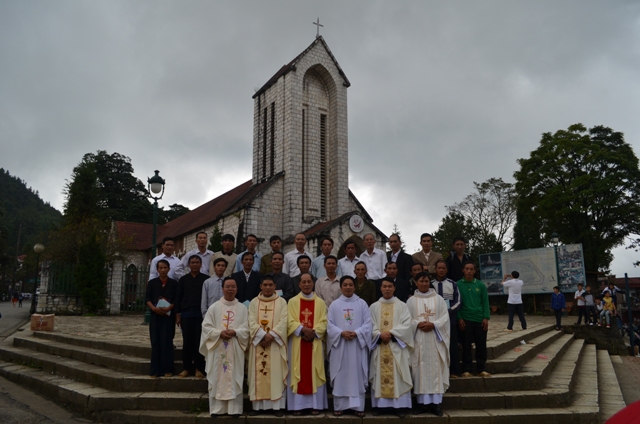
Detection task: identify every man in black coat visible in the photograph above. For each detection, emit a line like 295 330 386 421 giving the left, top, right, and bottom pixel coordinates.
231 251 262 303
386 233 414 282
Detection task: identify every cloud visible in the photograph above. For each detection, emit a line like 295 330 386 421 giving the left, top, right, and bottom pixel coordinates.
1 0 639 275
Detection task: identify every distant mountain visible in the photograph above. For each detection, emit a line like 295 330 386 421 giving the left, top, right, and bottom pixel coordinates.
0 168 62 255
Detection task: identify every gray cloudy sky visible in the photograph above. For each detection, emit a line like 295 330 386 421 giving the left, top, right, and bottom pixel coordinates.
2 0 640 275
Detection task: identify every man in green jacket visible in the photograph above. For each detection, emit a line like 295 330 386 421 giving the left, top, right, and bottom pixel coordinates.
457 261 491 377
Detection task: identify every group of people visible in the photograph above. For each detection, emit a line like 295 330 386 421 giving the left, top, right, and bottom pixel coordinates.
571 282 621 329
144 231 493 417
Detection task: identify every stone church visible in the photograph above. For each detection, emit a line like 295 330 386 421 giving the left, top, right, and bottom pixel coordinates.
119 36 388 271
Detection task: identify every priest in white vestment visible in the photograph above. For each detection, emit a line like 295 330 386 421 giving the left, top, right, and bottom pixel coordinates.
406 271 450 417
369 277 414 418
286 273 328 415
327 275 372 417
199 278 250 416
247 275 289 416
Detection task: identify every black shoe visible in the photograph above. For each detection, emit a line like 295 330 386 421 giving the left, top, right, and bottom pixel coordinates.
273 410 284 417
432 404 443 417
247 410 260 416
395 409 407 418
417 404 432 414
372 409 381 416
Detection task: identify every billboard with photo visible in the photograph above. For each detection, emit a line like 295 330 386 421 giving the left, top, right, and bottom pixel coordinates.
479 245 585 295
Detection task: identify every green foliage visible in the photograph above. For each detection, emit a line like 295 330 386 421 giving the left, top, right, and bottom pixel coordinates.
0 168 62 253
63 161 101 222
433 211 503 260
514 124 640 272
447 177 516 251
208 224 222 252
73 232 107 313
78 151 153 223
160 203 191 224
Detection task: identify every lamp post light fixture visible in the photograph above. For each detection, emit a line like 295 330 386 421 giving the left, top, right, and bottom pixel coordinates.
550 232 560 247
144 170 165 325
30 243 45 315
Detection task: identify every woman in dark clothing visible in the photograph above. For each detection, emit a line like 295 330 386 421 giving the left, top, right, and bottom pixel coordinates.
353 261 377 306
145 259 178 377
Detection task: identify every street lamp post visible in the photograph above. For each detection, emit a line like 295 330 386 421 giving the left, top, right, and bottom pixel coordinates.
143 170 165 325
30 243 45 314
550 232 561 290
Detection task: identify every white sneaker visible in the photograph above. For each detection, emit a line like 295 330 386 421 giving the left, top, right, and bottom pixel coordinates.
589 323 594 326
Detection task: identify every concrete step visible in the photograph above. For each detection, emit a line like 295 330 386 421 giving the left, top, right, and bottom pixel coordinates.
0 333 606 423
596 349 626 422
443 338 585 410
12 335 186 375
13 335 152 374
484 325 556 360
98 406 598 424
448 333 575 393
32 330 183 360
484 328 565 374
0 343 207 392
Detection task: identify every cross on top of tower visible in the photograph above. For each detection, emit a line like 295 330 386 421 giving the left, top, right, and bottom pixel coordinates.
313 18 323 38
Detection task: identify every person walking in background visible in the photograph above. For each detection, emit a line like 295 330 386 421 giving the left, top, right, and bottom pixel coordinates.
501 271 526 331
551 286 566 331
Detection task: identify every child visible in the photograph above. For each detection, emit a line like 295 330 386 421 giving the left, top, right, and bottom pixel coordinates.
594 298 603 326
583 285 596 326
600 291 616 329
551 286 566 331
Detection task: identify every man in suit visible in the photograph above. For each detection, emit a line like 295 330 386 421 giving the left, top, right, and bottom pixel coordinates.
386 233 414 282
411 233 443 275
231 251 262 302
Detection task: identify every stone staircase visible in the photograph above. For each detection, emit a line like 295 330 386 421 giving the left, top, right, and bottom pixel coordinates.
0 325 626 423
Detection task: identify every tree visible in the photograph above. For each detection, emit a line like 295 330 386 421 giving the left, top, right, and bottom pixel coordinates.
63 161 101 223
79 151 153 223
433 211 503 260
160 203 191 224
73 232 107 313
514 124 640 273
447 177 516 251
208 224 223 252
389 223 407 251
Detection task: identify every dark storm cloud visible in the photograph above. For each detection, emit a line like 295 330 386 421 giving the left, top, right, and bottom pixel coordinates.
1 0 639 272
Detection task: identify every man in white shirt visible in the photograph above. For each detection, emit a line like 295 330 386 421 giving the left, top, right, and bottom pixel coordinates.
501 271 526 331
209 233 237 278
201 257 228 317
311 237 343 279
175 231 213 277
574 283 587 325
338 240 360 278
283 233 313 277
149 237 182 281
234 234 262 273
315 256 342 309
360 233 387 280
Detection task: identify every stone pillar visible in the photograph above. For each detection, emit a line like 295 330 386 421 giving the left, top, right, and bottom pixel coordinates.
109 261 124 315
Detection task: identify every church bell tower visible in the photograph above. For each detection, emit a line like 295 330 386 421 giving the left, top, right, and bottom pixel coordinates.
251 36 351 237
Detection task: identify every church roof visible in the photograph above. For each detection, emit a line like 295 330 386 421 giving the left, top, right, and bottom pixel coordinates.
158 176 276 243
252 36 351 99
114 221 155 251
